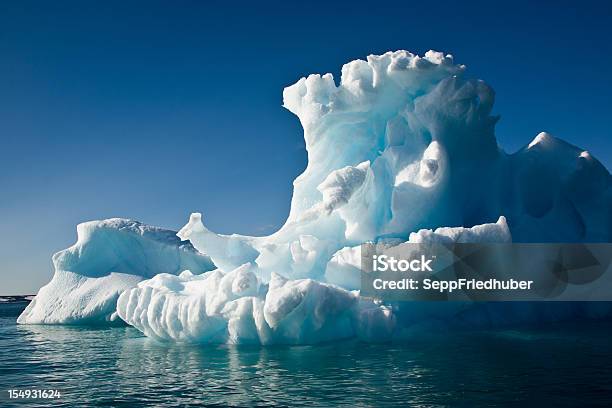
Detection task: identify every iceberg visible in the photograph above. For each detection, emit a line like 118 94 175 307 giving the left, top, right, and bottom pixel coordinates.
18 219 215 324
21 50 612 343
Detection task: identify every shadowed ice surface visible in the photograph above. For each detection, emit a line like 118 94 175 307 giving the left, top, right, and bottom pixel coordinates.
2 302 612 407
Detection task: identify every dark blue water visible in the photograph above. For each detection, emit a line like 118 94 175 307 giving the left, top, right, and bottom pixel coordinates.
2 301 612 407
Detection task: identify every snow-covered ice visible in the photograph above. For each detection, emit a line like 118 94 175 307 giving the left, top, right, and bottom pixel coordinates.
20 50 612 342
18 219 215 324
116 266 392 344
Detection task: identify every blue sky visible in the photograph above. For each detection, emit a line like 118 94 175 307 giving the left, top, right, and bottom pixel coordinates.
1 0 611 294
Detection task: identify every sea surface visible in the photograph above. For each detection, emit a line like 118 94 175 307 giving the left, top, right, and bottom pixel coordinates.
2 301 612 407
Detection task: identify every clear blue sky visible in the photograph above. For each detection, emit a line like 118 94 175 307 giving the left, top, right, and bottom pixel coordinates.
1 0 611 294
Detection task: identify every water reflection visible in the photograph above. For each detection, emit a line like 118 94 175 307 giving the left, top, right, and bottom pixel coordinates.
3 310 612 407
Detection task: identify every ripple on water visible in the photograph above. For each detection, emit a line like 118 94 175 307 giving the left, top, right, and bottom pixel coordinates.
2 303 612 407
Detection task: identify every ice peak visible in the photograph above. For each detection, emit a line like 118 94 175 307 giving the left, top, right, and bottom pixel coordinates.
177 212 206 241
528 132 553 148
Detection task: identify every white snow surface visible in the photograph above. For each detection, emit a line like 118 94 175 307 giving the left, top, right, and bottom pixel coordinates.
116 266 393 344
325 216 510 290
21 50 612 342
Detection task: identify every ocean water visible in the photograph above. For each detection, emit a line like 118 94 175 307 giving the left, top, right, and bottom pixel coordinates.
2 301 612 407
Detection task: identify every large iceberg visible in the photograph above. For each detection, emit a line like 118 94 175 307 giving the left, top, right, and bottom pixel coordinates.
21 50 612 343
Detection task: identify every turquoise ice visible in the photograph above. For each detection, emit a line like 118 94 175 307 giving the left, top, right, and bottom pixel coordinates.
20 51 612 343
